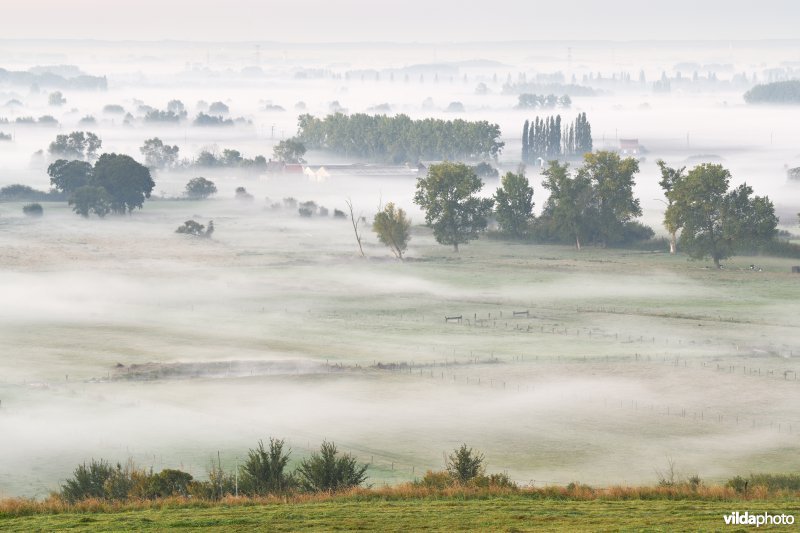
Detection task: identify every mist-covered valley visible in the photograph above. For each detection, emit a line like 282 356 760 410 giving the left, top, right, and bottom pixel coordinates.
1 38 800 500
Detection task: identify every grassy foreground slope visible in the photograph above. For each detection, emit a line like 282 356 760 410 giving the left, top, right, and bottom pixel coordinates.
3 495 799 532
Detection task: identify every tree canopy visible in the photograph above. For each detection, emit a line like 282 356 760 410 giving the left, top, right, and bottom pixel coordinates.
666 163 778 267
540 161 594 250
273 139 307 164
413 162 494 251
744 80 800 104
185 177 217 199
493 170 534 238
48 131 102 161
47 159 93 194
92 153 155 214
576 151 641 247
296 113 504 163
537 152 644 249
69 185 112 218
140 138 180 169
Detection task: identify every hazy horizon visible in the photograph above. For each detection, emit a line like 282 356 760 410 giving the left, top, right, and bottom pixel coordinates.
5 1 800 42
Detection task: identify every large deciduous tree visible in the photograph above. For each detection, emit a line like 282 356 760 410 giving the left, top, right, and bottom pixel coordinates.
540 161 594 250
92 153 155 214
413 162 494 251
493 169 534 238
47 159 93 194
670 163 778 268
576 151 641 247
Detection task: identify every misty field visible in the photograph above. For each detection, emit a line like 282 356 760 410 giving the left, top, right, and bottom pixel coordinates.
1 195 799 498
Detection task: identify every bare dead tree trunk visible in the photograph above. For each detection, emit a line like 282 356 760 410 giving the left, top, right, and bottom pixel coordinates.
345 198 365 258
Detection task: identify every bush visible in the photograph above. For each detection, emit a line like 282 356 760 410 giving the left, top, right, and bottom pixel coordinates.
235 187 254 201
620 220 655 244
414 470 454 490
467 473 518 490
22 203 43 217
144 469 193 499
298 201 317 217
187 461 237 500
295 441 368 492
239 439 294 496
176 220 213 237
60 459 116 503
446 444 484 485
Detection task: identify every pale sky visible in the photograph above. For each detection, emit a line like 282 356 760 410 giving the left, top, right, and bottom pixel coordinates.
4 0 799 42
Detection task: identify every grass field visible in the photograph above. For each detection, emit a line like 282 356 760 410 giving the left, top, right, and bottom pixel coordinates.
1 198 799 498
2 493 799 532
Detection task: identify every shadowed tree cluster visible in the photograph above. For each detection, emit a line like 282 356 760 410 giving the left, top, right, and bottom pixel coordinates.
48 150 155 218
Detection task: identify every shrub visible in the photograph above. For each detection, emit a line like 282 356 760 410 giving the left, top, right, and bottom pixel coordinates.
239 439 294 496
144 469 193 499
60 459 116 503
175 220 212 237
620 220 655 243
468 473 518 490
446 444 484 485
22 203 43 217
295 441 368 492
414 471 454 490
235 187 254 201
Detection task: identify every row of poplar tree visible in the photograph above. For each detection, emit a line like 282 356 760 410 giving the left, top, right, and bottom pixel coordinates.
521 113 593 162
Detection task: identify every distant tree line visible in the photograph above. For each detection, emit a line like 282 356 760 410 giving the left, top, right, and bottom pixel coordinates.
295 113 504 163
0 67 107 90
521 113 592 163
743 80 800 104
515 93 571 109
